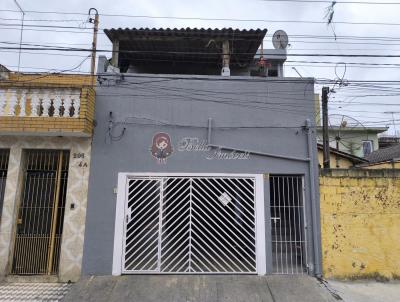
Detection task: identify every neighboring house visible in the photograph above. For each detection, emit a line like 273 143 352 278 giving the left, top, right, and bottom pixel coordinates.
361 143 400 169
378 135 400 149
316 126 387 158
317 143 367 169
81 27 323 278
0 71 95 282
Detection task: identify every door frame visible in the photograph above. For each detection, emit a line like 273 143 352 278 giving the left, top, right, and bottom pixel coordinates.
112 173 265 276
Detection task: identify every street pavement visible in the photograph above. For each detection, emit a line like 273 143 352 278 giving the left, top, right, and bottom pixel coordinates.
61 275 336 302
2 275 399 301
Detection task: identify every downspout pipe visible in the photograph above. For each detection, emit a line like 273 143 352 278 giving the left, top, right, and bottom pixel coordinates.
306 118 322 277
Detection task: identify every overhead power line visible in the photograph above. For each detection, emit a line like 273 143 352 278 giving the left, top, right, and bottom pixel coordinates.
2 69 400 86
258 0 400 4
2 9 400 29
4 23 400 41
0 17 85 22
3 45 400 58
5 50 400 68
5 25 400 48
287 60 400 67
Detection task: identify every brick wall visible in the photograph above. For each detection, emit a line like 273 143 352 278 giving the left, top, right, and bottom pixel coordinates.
4 73 94 87
320 169 400 279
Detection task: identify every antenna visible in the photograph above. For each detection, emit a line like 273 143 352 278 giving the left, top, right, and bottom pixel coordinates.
292 67 303 78
384 111 400 136
13 0 25 75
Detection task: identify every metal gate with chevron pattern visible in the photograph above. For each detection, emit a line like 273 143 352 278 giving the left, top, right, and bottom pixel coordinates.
122 176 258 274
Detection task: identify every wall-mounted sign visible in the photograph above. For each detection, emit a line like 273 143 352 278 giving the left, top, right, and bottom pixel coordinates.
150 132 173 164
150 135 250 163
177 137 211 152
178 137 250 160
206 148 250 160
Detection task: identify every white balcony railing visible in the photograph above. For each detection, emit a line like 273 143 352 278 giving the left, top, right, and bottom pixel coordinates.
0 88 81 118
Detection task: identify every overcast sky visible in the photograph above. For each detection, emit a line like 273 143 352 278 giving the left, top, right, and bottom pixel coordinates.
1 0 400 137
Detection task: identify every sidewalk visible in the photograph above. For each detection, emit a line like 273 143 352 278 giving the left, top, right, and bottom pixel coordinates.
61 275 335 302
0 282 71 301
4 276 398 301
327 279 400 302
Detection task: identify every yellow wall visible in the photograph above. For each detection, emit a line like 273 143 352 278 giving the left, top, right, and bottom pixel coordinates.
3 73 94 87
320 171 400 279
317 148 355 169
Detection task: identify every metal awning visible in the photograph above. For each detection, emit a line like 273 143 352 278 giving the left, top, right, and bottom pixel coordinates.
104 27 267 71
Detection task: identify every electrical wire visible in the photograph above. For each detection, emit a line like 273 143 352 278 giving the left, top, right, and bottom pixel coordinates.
258 0 400 4
5 55 92 83
5 23 400 42
3 45 400 58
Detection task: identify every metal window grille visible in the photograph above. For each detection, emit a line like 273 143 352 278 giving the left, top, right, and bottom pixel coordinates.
123 176 257 274
11 150 69 275
270 175 308 274
0 149 10 223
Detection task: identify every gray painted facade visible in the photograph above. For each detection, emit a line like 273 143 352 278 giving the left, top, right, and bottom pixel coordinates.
82 73 321 276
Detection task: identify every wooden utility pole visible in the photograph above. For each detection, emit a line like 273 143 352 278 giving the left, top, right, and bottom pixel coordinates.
89 8 99 86
322 87 330 169
13 0 25 77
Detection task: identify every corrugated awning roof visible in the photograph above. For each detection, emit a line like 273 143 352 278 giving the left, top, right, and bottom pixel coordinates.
104 27 267 70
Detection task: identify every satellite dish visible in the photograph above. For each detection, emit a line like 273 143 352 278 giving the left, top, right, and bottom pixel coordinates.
327 114 368 153
272 30 289 49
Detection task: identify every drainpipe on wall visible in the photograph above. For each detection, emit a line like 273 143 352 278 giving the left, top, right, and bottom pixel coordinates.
306 119 322 277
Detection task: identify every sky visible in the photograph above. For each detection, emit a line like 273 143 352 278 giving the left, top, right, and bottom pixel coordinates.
1 0 400 137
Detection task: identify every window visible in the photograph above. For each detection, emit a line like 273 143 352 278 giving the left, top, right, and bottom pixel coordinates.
362 140 373 157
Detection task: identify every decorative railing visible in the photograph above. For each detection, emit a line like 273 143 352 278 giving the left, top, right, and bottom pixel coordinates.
0 88 81 118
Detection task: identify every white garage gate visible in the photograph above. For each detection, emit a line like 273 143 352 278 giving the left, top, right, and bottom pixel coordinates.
113 173 265 275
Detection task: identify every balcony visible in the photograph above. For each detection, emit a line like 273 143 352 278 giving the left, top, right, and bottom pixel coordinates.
0 76 95 137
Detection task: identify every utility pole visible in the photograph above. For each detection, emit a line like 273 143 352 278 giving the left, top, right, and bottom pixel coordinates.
89 8 99 86
13 0 25 76
322 87 330 169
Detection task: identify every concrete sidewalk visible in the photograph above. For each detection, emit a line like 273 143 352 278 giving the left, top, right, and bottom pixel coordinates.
61 275 336 302
327 280 400 302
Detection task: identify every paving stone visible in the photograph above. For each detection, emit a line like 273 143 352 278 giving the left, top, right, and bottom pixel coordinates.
0 282 71 302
